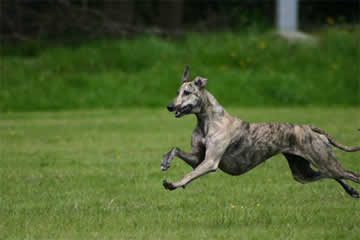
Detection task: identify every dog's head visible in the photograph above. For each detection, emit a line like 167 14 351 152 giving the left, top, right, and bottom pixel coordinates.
167 66 207 118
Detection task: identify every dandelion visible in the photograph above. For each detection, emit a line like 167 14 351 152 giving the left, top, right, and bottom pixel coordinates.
231 204 236 209
256 203 261 207
151 65 158 71
327 17 335 25
116 155 121 160
331 64 339 71
39 74 44 81
265 65 273 72
258 41 266 50
219 65 229 71
239 60 246 68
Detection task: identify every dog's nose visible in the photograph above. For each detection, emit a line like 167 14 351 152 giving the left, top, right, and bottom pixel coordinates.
167 103 175 112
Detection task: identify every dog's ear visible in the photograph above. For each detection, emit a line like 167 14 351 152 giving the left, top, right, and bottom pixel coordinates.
194 76 207 89
181 65 190 84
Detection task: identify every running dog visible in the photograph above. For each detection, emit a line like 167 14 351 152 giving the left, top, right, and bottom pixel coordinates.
161 66 360 198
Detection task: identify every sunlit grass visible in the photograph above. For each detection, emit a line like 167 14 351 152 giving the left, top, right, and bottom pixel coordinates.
1 108 359 239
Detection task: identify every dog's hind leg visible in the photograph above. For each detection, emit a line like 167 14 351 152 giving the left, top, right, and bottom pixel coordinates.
283 153 325 183
342 169 360 184
308 130 360 185
336 179 360 198
307 145 360 184
327 166 360 198
299 136 360 197
284 153 360 198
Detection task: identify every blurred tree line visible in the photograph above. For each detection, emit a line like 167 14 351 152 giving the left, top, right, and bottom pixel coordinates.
0 0 359 40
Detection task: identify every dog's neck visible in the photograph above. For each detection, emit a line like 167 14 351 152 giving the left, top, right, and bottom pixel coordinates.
195 90 226 133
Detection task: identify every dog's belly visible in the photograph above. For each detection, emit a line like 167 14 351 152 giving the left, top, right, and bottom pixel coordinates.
219 147 277 175
218 122 304 175
219 137 282 175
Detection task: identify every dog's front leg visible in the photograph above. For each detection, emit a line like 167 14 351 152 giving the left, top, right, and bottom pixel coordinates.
161 147 201 171
163 160 218 190
163 143 227 191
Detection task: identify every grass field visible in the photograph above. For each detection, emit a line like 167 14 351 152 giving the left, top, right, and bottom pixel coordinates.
1 107 360 239
1 27 359 112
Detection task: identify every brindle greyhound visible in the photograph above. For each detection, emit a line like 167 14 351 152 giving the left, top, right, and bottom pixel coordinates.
161 66 360 198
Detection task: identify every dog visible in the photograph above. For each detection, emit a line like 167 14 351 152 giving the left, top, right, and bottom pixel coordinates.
161 66 360 198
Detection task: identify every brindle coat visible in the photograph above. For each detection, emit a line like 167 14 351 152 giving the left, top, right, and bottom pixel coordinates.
161 66 360 198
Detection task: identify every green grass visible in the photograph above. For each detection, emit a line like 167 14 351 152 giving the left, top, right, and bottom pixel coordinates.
1 27 359 112
1 107 360 239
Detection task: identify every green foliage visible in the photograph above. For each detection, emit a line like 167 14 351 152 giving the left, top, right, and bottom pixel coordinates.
1 27 359 112
1 108 359 239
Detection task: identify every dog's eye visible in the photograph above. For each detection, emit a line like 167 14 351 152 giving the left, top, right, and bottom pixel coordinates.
183 90 191 96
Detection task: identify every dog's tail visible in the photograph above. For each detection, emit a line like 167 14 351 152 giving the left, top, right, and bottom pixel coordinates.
311 126 360 152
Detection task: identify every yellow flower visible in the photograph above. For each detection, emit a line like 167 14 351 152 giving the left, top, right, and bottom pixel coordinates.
265 65 272 72
151 65 158 71
256 203 261 207
231 204 236 209
258 41 266 50
39 74 45 81
239 60 246 68
219 65 229 71
331 64 339 70
327 17 335 25
116 155 121 160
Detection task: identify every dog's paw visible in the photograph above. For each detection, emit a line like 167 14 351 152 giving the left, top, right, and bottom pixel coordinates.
160 165 169 171
349 189 360 199
160 155 170 171
163 180 176 191
160 149 176 171
160 155 171 171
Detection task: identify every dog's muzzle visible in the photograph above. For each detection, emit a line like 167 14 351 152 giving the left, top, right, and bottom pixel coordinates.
175 105 192 118
167 103 192 118
167 103 176 112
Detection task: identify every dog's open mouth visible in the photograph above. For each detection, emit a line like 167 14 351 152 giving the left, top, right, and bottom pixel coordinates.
175 105 192 118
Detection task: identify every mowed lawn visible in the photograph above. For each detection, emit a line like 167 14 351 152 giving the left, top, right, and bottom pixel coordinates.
1 108 359 239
